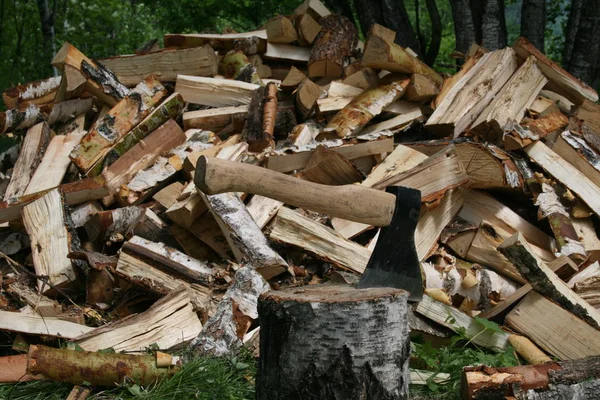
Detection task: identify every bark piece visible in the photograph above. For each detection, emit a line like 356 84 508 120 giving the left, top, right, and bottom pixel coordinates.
426 48 518 138
500 232 600 329
3 76 61 109
69 76 167 173
0 311 93 339
503 110 569 150
415 295 509 350
4 122 51 200
164 30 267 54
26 345 175 387
0 104 45 134
506 291 600 360
513 36 598 104
87 93 185 177
242 82 278 152
525 141 600 217
266 16 298 44
101 119 186 205
175 75 259 107
84 205 143 243
320 75 411 139
188 265 269 357
308 15 357 78
22 189 81 294
202 191 288 280
361 24 443 87
24 120 86 195
75 288 202 352
270 206 370 274
257 285 410 400
99 45 218 86
52 42 129 106
471 56 547 141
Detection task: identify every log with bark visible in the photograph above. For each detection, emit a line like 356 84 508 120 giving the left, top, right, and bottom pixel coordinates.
256 285 411 400
307 14 357 78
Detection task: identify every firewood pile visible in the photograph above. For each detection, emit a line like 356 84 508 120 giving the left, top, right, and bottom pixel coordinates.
2 0 600 398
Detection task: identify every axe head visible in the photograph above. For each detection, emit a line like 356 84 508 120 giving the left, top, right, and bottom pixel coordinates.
357 186 423 301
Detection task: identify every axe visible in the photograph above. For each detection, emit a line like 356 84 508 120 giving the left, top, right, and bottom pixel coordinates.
195 156 423 301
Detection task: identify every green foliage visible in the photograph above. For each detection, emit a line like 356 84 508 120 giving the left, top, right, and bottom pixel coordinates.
410 317 519 399
0 352 256 400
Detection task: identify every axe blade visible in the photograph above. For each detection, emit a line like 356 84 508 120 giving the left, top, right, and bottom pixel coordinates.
357 186 423 301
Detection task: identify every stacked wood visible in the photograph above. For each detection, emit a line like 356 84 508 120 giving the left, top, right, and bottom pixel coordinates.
4 8 600 398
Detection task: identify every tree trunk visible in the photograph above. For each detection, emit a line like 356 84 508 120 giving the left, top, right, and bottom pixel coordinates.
449 0 480 55
324 0 354 23
481 0 507 50
424 0 442 66
563 0 583 65
36 0 56 76
565 0 600 86
256 284 411 400
354 0 384 42
521 0 546 53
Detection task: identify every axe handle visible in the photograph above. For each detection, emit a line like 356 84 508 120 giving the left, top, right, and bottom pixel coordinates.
195 156 396 226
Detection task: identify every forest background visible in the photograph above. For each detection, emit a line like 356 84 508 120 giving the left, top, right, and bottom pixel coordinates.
1 0 596 100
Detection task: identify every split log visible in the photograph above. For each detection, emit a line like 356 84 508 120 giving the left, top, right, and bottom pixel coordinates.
7 281 62 317
513 36 598 104
326 81 363 98
69 75 167 174
4 122 51 200
462 356 600 400
219 50 262 85
164 30 267 54
456 141 523 190
0 105 44 134
175 75 259 107
24 119 86 195
479 256 577 320
553 131 600 188
425 48 518 138
308 15 357 78
574 99 600 135
342 67 378 90
87 92 185 177
285 121 322 147
294 0 331 20
99 45 218 86
76 288 202 352
281 66 307 90
187 212 234 259
242 82 278 152
415 295 509 350
101 118 187 205
246 195 284 229
46 98 92 125
84 206 143 243
299 145 363 185
405 74 439 103
506 291 600 360
183 105 248 132
266 16 298 44
115 243 215 316
52 42 129 106
22 189 82 294
128 208 176 246
0 310 93 339
270 206 370 274
188 264 269 357
201 191 288 280
3 76 61 109
294 78 322 121
264 43 311 63
294 12 321 46
524 141 600 217
320 75 410 139
499 232 600 329
256 285 410 400
26 345 175 387
361 24 443 87
153 182 184 210
503 110 569 150
266 138 394 173
471 56 547 142
248 54 272 78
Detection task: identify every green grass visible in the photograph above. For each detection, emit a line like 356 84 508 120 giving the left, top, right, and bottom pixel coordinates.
0 354 255 400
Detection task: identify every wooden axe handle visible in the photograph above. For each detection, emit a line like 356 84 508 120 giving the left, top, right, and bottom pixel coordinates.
195 156 396 226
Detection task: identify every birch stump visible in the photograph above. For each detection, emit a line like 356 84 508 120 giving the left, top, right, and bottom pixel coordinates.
257 284 411 400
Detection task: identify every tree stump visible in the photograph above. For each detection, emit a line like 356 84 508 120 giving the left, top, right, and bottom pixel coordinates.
256 284 411 400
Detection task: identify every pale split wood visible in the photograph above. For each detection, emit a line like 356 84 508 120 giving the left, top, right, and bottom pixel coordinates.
359 107 424 136
164 30 267 53
553 131 600 188
506 291 600 360
246 195 284 229
0 310 94 339
524 141 600 218
76 288 202 352
22 189 78 293
183 105 249 132
264 43 311 63
175 75 259 107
